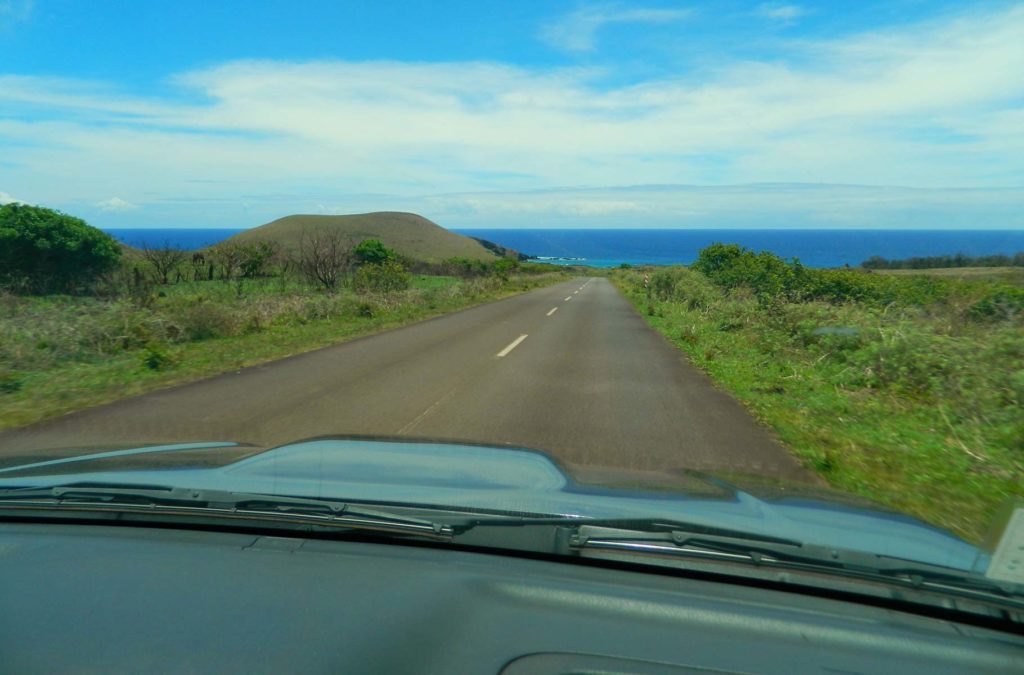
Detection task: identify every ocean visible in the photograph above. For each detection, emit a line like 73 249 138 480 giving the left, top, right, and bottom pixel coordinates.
105 228 247 251
103 228 1024 269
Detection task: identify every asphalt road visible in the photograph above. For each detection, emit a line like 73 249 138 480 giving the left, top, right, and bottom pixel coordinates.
0 278 814 481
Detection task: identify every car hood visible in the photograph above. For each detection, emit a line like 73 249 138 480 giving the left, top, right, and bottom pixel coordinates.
0 437 984 572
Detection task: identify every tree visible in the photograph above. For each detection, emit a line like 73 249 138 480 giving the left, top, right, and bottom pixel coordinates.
296 230 354 291
353 239 396 266
208 242 245 281
0 203 122 294
141 241 188 285
238 241 280 278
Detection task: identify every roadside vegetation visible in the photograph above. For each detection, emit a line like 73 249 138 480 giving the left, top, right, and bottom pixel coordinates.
613 244 1023 543
0 204 565 431
861 251 1024 270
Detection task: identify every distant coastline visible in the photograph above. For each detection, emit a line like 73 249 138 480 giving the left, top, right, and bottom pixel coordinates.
103 228 1024 270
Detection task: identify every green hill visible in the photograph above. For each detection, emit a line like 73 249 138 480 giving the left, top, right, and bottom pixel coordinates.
222 212 497 262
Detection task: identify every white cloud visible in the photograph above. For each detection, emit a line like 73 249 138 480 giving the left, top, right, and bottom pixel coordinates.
539 5 691 52
0 5 1023 227
0 190 22 204
95 197 138 212
756 3 805 23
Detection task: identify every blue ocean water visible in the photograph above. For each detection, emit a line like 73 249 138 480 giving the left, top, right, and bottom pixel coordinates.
456 229 1024 268
104 228 1024 269
105 228 246 251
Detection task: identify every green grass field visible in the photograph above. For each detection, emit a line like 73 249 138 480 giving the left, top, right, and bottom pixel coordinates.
612 263 1022 543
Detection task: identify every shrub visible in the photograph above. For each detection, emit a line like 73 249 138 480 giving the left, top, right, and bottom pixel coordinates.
968 287 1024 322
491 258 519 281
650 269 677 301
0 370 23 394
353 239 397 266
352 261 410 294
170 300 238 341
141 343 175 371
0 203 122 294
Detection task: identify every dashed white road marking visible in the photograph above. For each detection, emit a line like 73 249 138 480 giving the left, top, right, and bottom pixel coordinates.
497 334 529 358
574 290 579 294
564 296 572 302
547 307 558 316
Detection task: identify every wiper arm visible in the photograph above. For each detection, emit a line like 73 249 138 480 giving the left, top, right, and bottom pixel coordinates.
0 484 454 541
569 524 1024 609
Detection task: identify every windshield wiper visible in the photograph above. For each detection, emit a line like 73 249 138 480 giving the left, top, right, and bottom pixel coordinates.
0 484 454 541
567 523 1024 610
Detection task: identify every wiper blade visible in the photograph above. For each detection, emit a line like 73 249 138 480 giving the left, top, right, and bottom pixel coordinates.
569 524 1024 608
0 484 454 541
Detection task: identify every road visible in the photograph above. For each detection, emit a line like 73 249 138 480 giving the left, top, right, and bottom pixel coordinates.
0 278 814 481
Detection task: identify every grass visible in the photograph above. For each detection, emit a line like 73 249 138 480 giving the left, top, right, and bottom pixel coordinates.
612 265 1023 543
0 272 566 432
409 274 460 290
874 266 1024 285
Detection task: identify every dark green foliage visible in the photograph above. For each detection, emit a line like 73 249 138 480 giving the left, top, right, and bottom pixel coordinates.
141 343 175 371
862 252 1024 269
238 241 279 278
0 204 122 294
353 239 397 266
693 243 1024 317
491 258 519 281
693 243 807 304
0 370 23 394
968 286 1024 321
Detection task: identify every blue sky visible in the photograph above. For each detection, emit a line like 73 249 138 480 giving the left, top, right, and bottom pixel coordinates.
1 0 1022 229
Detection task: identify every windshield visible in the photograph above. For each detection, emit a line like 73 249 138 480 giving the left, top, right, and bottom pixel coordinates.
1 0 1022 612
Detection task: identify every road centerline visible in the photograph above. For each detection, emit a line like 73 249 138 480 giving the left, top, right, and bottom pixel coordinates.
564 296 572 302
496 334 529 358
396 388 459 435
547 307 558 316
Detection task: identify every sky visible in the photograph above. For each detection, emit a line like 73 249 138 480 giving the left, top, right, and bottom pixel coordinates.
1 0 1023 230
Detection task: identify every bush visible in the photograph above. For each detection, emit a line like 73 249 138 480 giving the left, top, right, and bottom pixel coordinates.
353 239 397 266
691 243 1021 316
170 300 238 341
0 370 23 394
352 261 410 294
968 287 1024 322
650 269 677 301
491 258 519 281
0 203 122 294
141 342 175 371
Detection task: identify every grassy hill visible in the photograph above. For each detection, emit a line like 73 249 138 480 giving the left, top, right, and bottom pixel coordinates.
222 212 497 262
